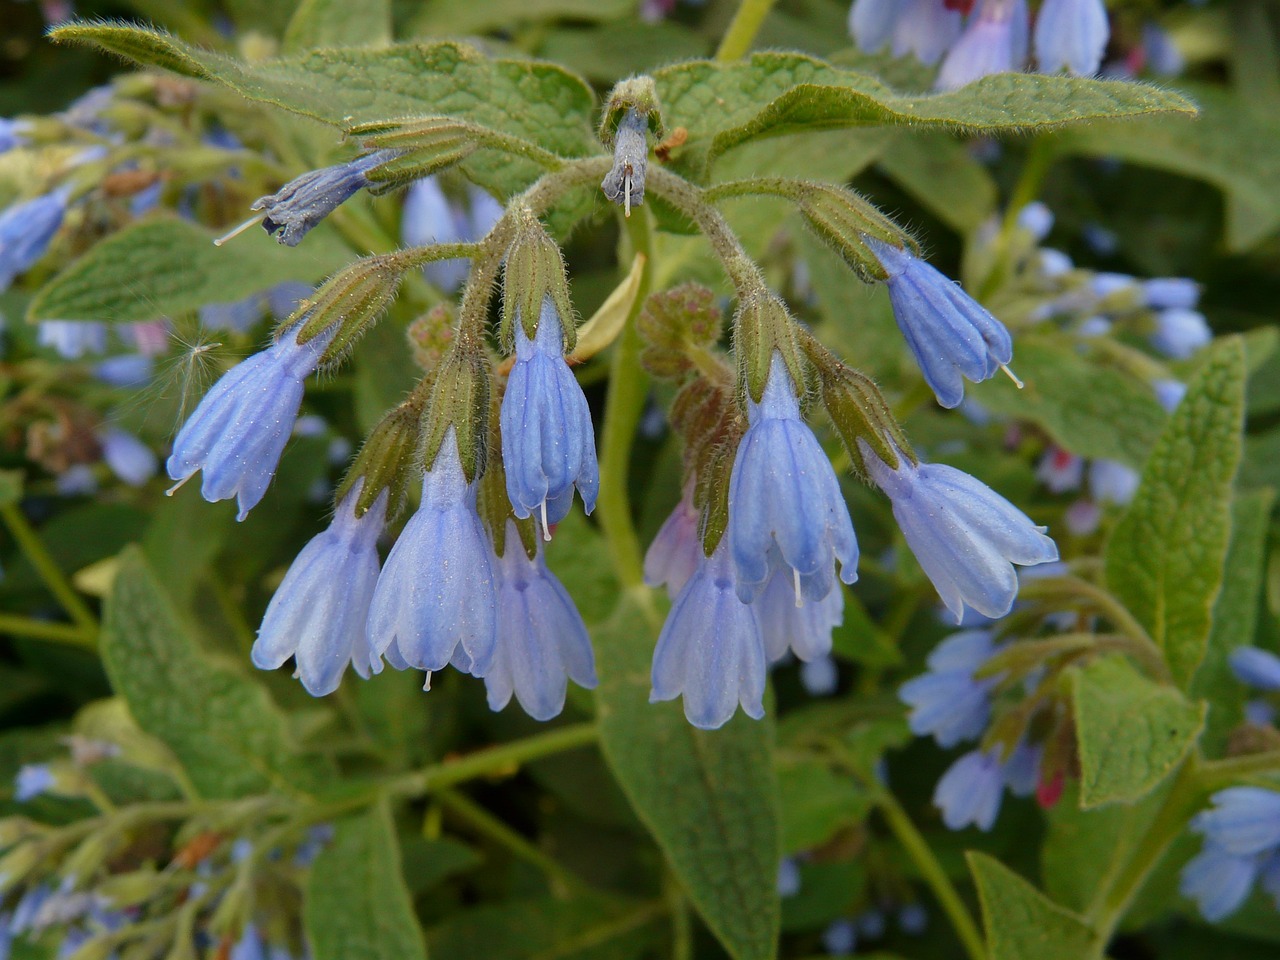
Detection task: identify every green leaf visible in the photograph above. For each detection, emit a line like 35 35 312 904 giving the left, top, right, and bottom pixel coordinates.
411 0 633 35
653 53 1196 180
539 22 710 86
50 25 597 199
1069 654 1206 809
971 337 1167 467
283 0 391 54
304 802 428 960
776 756 871 855
1055 84 1280 251
1104 336 1247 686
1191 489 1276 755
102 547 332 799
427 895 661 960
0 469 23 507
594 598 780 960
27 217 348 324
876 131 998 234
968 851 1100 960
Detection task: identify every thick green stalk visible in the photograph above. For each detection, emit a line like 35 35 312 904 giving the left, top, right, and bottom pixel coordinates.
596 209 655 588
0 503 99 635
875 789 987 960
715 0 780 61
0 614 95 648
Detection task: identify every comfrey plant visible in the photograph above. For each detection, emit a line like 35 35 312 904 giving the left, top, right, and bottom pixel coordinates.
0 6 1274 960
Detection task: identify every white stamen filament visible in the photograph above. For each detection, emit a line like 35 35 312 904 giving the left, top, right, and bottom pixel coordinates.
793 567 803 608
165 475 192 497
624 171 632 218
213 214 262 247
423 671 433 692
540 499 551 541
999 362 1024 389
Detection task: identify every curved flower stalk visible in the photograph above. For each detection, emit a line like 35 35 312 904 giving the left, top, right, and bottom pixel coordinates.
728 351 858 604
863 237 1015 409
859 440 1059 622
366 429 498 678
500 297 599 532
650 537 767 730
166 324 335 521
252 484 388 696
485 522 598 721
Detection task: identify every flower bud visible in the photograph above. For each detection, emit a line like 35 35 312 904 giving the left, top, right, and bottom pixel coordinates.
637 283 723 381
290 254 406 364
797 182 908 282
501 211 575 352
338 397 424 518
96 869 170 910
422 346 492 484
406 304 456 372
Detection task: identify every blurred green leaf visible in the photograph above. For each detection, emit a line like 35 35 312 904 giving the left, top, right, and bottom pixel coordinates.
539 22 710 85
653 53 1196 181
411 0 633 35
283 0 391 53
594 596 781 960
969 852 1099 960
27 217 348 324
776 756 871 854
1191 489 1276 755
305 802 429 960
876 132 998 234
1104 336 1246 687
49 26 597 199
1069 655 1205 809
971 336 1166 467
102 547 332 798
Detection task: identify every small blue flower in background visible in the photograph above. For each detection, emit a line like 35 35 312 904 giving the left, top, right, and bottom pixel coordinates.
1088 458 1139 506
643 489 703 599
933 746 1006 831
1033 0 1109 76
856 909 886 939
246 150 396 247
1017 201 1054 241
230 923 266 960
898 902 928 935
754 567 844 663
650 537 767 730
367 429 498 678
1142 23 1185 76
1151 307 1211 359
1001 738 1043 797
36 321 108 360
98 427 157 488
403 177 469 292
821 918 857 956
56 465 97 497
486 522 598 721
1182 788 1280 921
13 764 55 802
94 354 153 388
728 351 858 604
799 654 840 697
501 298 599 533
0 118 28 154
252 484 388 696
1153 378 1187 412
167 324 334 521
776 857 801 897
936 0 1030 91
847 0 902 53
1036 447 1084 493
900 629 999 747
848 0 961 66
0 186 72 292
1143 277 1200 310
860 441 1059 622
864 237 1015 409
1230 647 1280 690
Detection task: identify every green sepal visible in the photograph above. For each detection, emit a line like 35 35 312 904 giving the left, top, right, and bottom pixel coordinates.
289 253 406 365
598 75 664 144
336 397 425 519
735 295 806 403
361 144 478 193
500 210 575 352
796 181 911 282
695 435 738 557
810 348 913 476
422 345 492 483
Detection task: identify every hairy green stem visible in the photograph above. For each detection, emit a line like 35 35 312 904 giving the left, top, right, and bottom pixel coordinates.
0 503 99 635
0 614 95 648
388 722 598 798
436 787 594 896
715 0 780 60
875 789 987 960
596 209 655 588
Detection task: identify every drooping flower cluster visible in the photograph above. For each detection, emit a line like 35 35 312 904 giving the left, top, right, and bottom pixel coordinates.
849 0 1112 88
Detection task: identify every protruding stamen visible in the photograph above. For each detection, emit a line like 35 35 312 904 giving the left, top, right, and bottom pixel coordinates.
540 499 551 542
423 671 433 692
999 362 1024 389
213 214 261 247
624 171 632 218
793 567 803 608
165 475 192 497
